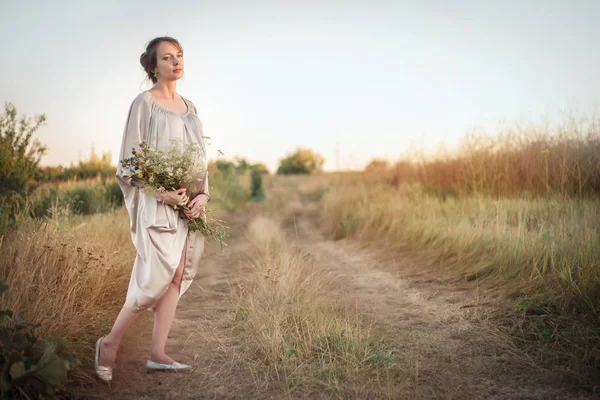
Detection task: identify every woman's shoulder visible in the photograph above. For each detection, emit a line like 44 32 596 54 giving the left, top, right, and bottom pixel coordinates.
181 95 198 115
123 91 152 116
131 91 152 108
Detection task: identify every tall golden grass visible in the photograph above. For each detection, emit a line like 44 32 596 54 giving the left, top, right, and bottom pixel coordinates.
370 115 600 198
0 208 134 383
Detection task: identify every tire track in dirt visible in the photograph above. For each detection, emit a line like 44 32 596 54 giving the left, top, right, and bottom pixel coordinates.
282 198 591 400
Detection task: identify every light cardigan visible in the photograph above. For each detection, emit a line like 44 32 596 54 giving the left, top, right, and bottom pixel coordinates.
115 90 208 312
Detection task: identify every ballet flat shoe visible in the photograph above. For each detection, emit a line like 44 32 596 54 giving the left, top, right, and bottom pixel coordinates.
94 337 113 383
146 359 192 372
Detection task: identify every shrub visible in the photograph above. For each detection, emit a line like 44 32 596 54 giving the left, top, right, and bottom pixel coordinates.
277 147 325 175
0 103 47 198
0 280 80 398
104 180 124 208
37 149 116 182
250 168 266 202
30 187 59 218
207 163 248 211
60 187 96 215
0 103 47 234
250 163 269 175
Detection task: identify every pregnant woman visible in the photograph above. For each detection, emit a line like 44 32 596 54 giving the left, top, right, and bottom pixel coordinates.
94 36 211 383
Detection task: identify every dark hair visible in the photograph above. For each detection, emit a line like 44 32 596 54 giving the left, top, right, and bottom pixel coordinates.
140 36 184 84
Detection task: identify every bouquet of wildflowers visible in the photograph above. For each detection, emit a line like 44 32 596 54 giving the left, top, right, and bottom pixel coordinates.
119 139 228 248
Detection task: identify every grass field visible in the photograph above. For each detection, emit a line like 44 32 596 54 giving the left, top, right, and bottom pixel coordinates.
1 116 598 397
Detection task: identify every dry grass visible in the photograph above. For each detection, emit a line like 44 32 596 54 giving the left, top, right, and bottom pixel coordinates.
231 214 404 397
363 114 600 198
322 182 600 312
0 166 246 391
309 177 600 387
0 207 135 385
283 115 600 389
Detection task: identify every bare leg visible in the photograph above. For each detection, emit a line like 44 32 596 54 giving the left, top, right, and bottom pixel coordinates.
149 237 187 364
98 306 140 367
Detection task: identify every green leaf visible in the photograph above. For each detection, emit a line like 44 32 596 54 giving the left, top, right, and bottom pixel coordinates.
0 309 13 320
43 336 67 355
34 340 68 387
11 333 27 349
9 361 26 380
3 351 25 382
0 327 10 345
65 354 81 371
36 356 68 388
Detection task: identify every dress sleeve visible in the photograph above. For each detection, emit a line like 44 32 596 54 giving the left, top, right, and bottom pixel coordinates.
186 98 209 197
186 97 198 115
116 94 152 189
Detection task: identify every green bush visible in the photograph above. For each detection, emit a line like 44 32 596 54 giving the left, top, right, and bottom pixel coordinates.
251 163 269 175
37 150 116 182
277 147 324 175
0 103 47 198
207 163 248 211
25 182 123 221
104 180 124 208
29 188 59 219
60 187 96 215
0 193 24 234
250 168 266 202
0 103 47 234
0 280 80 398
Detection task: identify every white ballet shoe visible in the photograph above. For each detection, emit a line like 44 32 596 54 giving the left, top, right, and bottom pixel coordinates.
94 337 113 383
146 359 192 372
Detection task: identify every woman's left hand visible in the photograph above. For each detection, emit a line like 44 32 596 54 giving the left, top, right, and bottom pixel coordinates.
183 193 210 219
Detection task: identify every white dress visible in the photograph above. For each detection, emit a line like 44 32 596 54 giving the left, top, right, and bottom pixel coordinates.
115 90 209 312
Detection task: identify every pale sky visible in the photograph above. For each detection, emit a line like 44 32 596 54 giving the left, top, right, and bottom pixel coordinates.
1 0 599 172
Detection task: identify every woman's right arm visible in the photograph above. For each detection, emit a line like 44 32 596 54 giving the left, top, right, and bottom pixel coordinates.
116 94 152 189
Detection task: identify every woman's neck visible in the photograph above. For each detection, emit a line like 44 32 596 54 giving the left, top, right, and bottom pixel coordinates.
151 81 178 99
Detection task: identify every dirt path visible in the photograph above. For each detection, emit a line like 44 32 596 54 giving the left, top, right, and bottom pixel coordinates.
284 198 591 399
82 211 257 399
82 190 592 399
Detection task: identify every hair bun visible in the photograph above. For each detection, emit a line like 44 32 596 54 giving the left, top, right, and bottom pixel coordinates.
140 51 148 68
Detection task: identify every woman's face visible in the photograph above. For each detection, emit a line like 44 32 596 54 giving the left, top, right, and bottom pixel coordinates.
154 41 184 81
